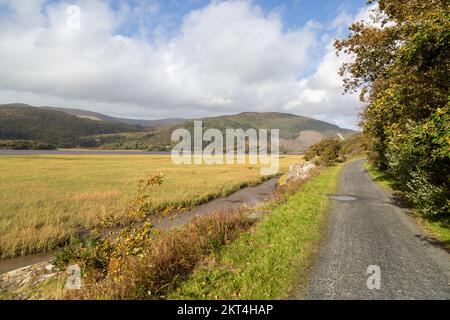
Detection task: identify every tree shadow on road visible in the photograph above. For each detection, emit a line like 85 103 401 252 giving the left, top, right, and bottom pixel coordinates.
414 234 450 253
389 191 450 253
390 191 411 209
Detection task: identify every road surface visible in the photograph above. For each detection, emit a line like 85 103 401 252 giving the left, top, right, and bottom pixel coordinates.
305 159 449 299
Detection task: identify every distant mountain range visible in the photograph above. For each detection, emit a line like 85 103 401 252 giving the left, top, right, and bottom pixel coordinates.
0 103 356 152
41 106 187 128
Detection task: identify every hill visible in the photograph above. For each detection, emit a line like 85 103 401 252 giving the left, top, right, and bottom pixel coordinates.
190 112 354 140
139 112 356 152
0 104 357 152
41 106 187 127
0 104 143 147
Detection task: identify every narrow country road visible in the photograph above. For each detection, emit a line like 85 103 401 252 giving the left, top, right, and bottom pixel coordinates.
305 159 450 300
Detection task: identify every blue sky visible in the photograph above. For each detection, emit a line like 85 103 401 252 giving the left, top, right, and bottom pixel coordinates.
107 0 366 35
109 0 367 79
110 0 366 29
0 0 372 129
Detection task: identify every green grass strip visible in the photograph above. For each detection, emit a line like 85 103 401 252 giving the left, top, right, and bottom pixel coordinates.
169 164 343 299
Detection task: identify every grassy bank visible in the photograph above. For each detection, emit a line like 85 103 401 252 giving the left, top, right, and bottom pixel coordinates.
365 162 450 246
169 164 343 299
0 154 303 258
1 162 342 300
79 212 254 300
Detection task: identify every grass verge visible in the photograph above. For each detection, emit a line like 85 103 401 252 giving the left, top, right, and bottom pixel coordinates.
364 162 398 190
168 164 343 299
364 162 450 246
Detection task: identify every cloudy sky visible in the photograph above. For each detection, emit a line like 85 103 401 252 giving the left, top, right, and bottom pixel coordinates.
0 0 371 129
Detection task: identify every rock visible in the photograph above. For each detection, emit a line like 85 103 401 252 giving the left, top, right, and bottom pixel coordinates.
282 161 317 184
0 261 59 293
44 263 55 272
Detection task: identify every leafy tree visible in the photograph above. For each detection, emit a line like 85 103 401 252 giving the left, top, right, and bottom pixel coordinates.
335 0 449 217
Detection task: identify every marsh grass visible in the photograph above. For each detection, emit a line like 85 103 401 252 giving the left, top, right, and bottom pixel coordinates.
0 154 303 258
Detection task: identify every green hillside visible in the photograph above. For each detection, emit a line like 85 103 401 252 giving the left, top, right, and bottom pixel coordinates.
0 104 356 152
0 104 143 147
88 112 356 152
177 112 355 140
42 106 187 127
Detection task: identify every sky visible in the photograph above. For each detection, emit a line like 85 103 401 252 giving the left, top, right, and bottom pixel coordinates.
0 0 373 129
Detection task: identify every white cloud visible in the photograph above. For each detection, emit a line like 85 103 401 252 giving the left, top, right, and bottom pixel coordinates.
280 6 380 130
0 0 369 128
282 42 362 129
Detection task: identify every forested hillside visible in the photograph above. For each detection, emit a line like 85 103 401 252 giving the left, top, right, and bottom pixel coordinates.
0 104 142 147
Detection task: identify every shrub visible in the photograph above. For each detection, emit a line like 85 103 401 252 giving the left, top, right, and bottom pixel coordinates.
54 173 165 275
79 211 253 300
339 133 368 160
52 235 113 273
0 140 56 150
405 169 449 218
304 137 342 166
34 142 57 150
384 107 450 217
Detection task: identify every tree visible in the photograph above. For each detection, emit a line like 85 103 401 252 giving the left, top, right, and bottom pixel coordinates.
335 0 449 217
